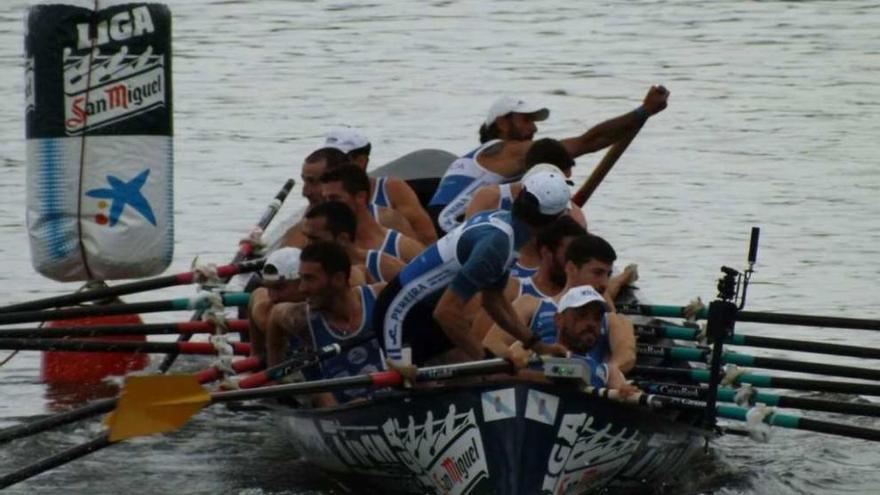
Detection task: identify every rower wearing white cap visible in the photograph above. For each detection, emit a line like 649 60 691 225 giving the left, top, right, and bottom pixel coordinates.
265 241 386 406
483 233 637 375
464 139 587 277
247 247 306 359
324 127 438 245
428 86 670 234
374 166 571 367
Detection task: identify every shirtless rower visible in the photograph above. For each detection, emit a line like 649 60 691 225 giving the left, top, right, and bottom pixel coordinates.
264 241 385 406
324 127 437 245
302 201 405 284
483 233 637 373
247 247 305 358
320 164 425 263
465 139 586 277
374 166 571 367
280 147 350 247
429 86 670 233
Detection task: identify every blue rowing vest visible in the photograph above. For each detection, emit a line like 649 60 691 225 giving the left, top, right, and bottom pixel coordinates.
429 140 508 233
371 176 390 208
365 249 385 282
517 275 548 299
572 353 609 388
305 285 383 403
383 209 520 363
530 296 610 364
498 183 515 210
511 260 538 278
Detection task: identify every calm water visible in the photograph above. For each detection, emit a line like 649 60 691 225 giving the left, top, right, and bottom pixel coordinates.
1 0 879 493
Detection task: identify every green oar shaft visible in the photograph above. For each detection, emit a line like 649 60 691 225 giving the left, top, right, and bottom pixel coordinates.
0 319 249 339
636 323 880 360
589 387 880 442
637 343 880 381
0 293 250 326
639 381 880 418
619 304 880 331
634 365 880 396
0 259 264 314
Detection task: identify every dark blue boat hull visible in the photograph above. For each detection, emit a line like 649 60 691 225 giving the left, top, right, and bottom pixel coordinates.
275 381 707 494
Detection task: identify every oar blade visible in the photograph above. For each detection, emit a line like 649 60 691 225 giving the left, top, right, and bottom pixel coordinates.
106 375 210 442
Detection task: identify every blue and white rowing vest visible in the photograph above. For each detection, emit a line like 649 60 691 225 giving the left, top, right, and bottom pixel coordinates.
379 229 401 259
365 249 385 283
429 140 508 233
498 183 515 210
371 176 390 208
383 210 519 362
530 296 610 363
511 260 538 278
517 275 548 299
306 285 383 403
572 353 610 388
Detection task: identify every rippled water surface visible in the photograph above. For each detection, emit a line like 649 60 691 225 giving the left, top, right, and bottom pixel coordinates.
1 1 879 494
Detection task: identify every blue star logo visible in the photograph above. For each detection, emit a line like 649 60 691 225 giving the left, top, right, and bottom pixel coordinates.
86 168 156 226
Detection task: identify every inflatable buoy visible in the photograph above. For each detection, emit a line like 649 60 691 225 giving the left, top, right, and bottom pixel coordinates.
25 2 174 282
41 313 150 384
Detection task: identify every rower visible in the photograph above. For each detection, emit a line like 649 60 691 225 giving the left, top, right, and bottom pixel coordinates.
324 127 438 245
280 147 350 247
551 285 628 389
264 241 385 406
320 164 425 262
247 247 305 359
374 165 571 367
471 215 586 342
303 200 405 284
428 86 670 233
483 233 637 373
464 139 587 276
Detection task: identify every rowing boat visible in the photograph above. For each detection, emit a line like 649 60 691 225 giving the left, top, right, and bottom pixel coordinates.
262 150 710 494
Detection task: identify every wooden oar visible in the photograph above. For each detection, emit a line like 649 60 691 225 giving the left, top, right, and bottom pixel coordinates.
0 260 264 314
619 303 880 331
0 357 261 446
0 293 250 326
635 323 880 360
571 122 645 207
637 381 880 418
0 339 250 355
586 386 880 442
634 365 880 396
0 319 249 339
637 343 880 382
160 178 295 373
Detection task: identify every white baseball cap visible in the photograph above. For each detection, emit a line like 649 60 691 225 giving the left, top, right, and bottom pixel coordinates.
484 97 550 127
324 127 370 153
557 285 608 313
521 164 570 215
261 247 302 282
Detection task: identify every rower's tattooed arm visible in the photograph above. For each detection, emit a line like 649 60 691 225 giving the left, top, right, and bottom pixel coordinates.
266 302 309 367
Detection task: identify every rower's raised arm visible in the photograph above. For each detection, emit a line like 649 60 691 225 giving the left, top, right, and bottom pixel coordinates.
561 85 669 158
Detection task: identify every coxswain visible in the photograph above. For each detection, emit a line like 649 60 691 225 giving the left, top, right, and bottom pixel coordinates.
374 165 571 367
302 200 404 283
320 164 425 262
324 127 438 245
280 147 350 247
428 86 669 233
247 247 305 359
483 233 637 373
264 241 385 406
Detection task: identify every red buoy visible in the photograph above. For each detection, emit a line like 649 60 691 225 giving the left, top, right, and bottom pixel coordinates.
40 314 150 384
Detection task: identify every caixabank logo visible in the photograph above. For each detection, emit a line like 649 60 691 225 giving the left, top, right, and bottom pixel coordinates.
63 6 166 135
